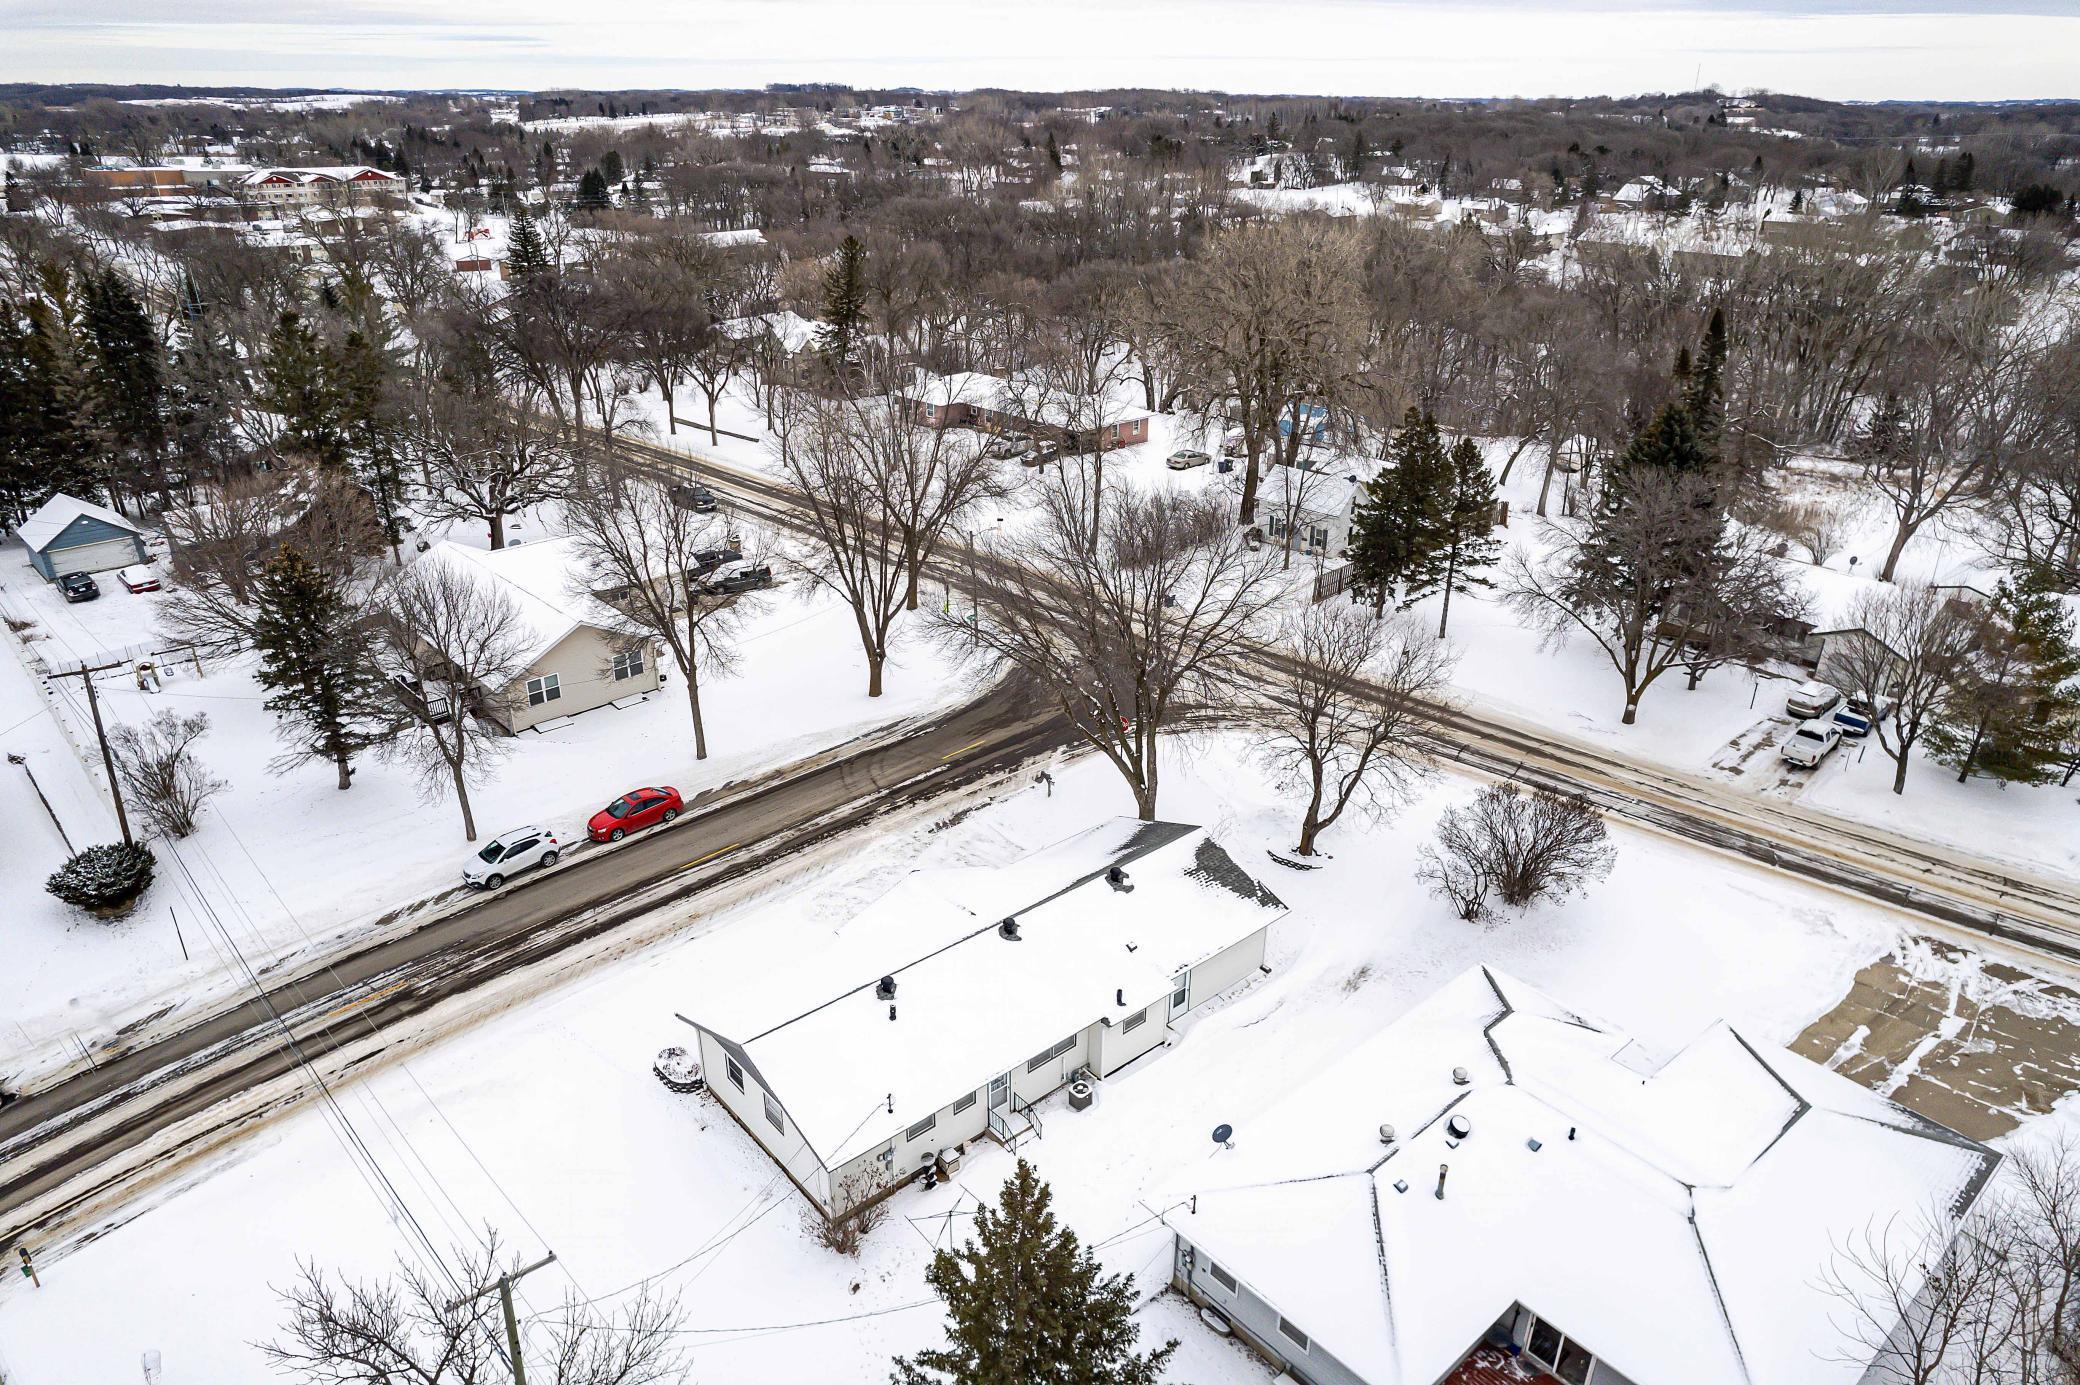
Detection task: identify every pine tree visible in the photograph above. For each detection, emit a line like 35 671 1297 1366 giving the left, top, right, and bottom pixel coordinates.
1045 128 1062 173
1926 579 2080 785
891 1159 1175 1385
252 547 392 791
337 327 406 559
1348 408 1449 609
507 212 551 285
817 234 869 371
261 310 347 468
1685 306 1728 463
575 167 610 210
81 269 167 502
17 281 105 506
1405 436 1503 637
598 149 625 186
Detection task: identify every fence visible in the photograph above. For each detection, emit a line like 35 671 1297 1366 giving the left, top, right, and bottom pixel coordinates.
1311 563 1356 604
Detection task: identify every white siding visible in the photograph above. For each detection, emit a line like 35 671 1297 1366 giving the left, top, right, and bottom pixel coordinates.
505 625 660 731
1094 997 1170 1077
696 1031 831 1212
1183 927 1268 1012
1174 1234 1369 1385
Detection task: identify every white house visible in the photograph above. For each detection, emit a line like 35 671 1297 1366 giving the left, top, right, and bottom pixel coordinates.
414 539 660 733
238 166 403 208
684 820 1286 1220
1163 966 2000 1385
1260 462 1364 558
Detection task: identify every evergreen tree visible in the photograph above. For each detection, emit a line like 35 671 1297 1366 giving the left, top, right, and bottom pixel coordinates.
506 211 552 285
1347 408 1449 609
891 1159 1175 1385
337 327 407 560
817 234 869 371
252 546 391 791
261 310 347 468
81 269 167 502
1045 128 1062 172
597 149 625 186
575 167 610 210
1685 306 1728 462
1926 578 2080 785
1405 436 1504 637
16 281 105 506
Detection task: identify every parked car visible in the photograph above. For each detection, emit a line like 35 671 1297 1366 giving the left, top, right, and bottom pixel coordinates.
116 565 161 594
669 483 719 513
390 672 454 723
699 560 774 596
689 546 743 577
983 434 1029 460
1832 691 1896 740
1023 441 1061 467
1780 718 1844 768
1166 449 1212 471
58 572 99 603
464 825 562 888
1784 679 1842 721
588 786 684 842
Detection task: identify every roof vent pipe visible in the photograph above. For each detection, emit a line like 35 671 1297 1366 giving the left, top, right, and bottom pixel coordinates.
875 975 896 1001
1435 1164 1449 1201
1446 1114 1472 1140
999 918 1021 941
888 1004 897 1022
1451 1066 1470 1086
1116 988 1125 1007
1107 866 1133 893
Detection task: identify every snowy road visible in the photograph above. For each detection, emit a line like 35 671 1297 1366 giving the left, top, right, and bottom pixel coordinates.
0 676 1068 1255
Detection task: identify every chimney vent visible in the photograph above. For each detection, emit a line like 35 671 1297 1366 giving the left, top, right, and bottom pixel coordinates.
1378 1123 1397 1146
998 918 1021 941
1450 1066 1470 1086
1106 865 1133 893
875 975 896 1001
1446 1114 1472 1140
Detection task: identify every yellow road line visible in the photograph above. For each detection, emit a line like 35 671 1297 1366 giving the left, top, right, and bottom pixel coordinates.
939 737 988 762
319 979 409 1024
683 843 741 871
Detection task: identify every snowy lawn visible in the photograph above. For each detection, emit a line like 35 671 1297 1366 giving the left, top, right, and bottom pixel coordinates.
0 537 967 1086
0 733 1932 1384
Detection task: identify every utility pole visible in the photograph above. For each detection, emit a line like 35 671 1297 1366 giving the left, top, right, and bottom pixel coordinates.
51 659 132 846
447 1252 556 1385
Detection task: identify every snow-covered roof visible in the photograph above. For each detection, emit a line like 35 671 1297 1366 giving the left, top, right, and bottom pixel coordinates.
16 493 142 551
903 369 1011 410
414 538 611 672
1164 966 1999 1385
720 310 819 355
240 165 400 188
707 820 1285 1169
699 227 766 248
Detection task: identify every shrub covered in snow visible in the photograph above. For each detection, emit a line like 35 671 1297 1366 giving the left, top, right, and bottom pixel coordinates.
46 842 157 915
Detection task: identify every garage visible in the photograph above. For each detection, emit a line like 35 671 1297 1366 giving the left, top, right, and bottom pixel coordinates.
14 493 148 582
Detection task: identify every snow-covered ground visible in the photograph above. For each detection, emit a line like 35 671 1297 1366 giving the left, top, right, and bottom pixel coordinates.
0 735 1940 1384
0 520 966 1087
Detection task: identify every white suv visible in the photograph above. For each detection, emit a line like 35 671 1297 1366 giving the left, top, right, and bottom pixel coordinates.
464 826 562 888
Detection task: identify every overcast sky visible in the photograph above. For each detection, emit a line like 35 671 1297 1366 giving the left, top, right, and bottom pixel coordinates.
7 0 2078 102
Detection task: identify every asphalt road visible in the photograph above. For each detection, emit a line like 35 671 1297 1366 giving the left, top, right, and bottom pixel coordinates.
0 676 1066 1247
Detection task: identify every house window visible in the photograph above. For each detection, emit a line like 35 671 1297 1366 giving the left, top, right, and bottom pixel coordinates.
763 1094 785 1134
1268 514 1288 536
1556 1340 1594 1385
612 648 645 681
1277 1317 1309 1352
1026 1048 1054 1074
1052 1036 1076 1059
906 1114 937 1142
1208 1262 1237 1293
950 1091 977 1115
726 1057 744 1092
1308 525 1330 551
525 673 561 707
1121 1008 1148 1034
1528 1318 1563 1368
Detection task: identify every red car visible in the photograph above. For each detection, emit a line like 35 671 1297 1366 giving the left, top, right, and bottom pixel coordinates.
588 786 683 842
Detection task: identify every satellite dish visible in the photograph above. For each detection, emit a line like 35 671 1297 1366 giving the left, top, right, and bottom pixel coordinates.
1212 1123 1233 1146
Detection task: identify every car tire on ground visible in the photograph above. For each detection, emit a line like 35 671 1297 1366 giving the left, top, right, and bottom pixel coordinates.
609 828 626 842
662 808 678 823
484 874 504 889
540 850 557 867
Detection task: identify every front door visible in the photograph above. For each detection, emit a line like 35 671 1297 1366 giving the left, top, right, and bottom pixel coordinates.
986 1072 1011 1139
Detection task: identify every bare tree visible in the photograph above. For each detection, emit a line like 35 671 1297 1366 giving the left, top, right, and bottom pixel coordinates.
773 390 993 694
1758 494 1867 568
410 386 577 551
368 558 533 841
1504 469 1807 724
1417 782 1614 921
564 467 752 761
108 710 227 839
264 1229 687 1385
947 477 1284 820
1826 582 1981 795
1822 1204 2023 1385
1254 606 1455 856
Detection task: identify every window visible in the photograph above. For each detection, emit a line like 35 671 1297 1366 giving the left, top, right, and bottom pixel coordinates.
1277 1317 1309 1352
1171 977 1189 1015
763 1093 784 1134
726 1058 744 1091
1528 1318 1562 1368
525 673 561 707
1121 1008 1148 1034
1052 1036 1076 1059
612 648 645 681
1308 524 1330 551
1208 1262 1237 1293
1027 1048 1055 1074
1556 1340 1594 1385
949 1091 977 1115
905 1114 937 1142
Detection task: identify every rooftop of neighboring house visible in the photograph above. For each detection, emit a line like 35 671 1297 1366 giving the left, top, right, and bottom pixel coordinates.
1163 965 2000 1385
15 493 142 551
415 538 623 671
239 165 401 188
700 820 1286 1170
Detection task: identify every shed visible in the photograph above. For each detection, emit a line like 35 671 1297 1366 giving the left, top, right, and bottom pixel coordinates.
16 494 148 580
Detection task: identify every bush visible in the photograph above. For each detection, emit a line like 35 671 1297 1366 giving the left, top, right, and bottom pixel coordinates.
110 710 227 839
1418 782 1614 921
809 1171 893 1256
46 842 157 914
